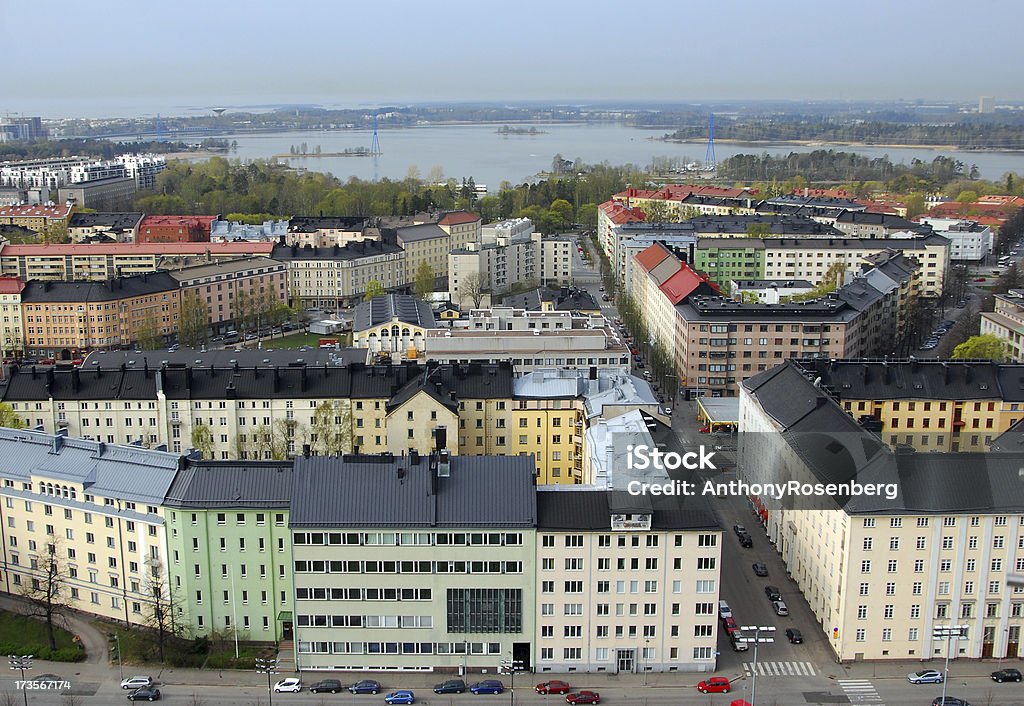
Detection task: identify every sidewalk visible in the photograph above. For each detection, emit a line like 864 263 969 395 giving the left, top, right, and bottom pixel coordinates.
833 657 1024 682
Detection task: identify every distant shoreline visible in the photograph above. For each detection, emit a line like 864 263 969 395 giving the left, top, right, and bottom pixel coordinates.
658 136 1024 153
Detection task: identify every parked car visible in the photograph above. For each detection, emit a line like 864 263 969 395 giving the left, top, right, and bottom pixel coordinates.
350 680 382 694
908 669 945 684
786 628 803 644
752 562 769 577
737 532 753 548
470 680 505 695
310 680 344 694
723 616 739 634
931 698 970 706
764 585 782 601
733 524 747 536
730 631 749 651
991 668 1022 682
565 691 600 704
274 678 302 693
696 677 732 694
772 599 789 616
384 691 416 704
433 680 466 694
121 677 154 690
718 600 732 619
127 688 161 702
536 681 571 695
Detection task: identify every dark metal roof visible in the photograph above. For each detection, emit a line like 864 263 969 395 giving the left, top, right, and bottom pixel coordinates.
791 359 1011 401
20 271 179 303
288 216 367 233
83 348 366 370
289 454 536 528
537 490 720 531
270 237 402 261
164 460 293 508
395 223 449 243
354 294 436 331
68 212 144 230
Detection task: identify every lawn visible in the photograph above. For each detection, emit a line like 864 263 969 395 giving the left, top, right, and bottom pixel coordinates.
242 331 352 350
0 611 81 660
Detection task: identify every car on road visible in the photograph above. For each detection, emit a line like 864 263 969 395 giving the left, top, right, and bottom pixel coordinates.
765 585 782 601
723 616 739 634
310 679 344 694
121 677 154 690
470 680 505 695
565 691 600 704
730 631 749 651
931 698 970 706
772 599 789 616
661 406 672 416
991 668 1022 682
536 681 571 695
350 680 382 694
908 669 944 684
274 678 303 693
599 286 605 291
697 677 732 694
718 600 732 619
733 524 747 536
752 562 769 577
786 628 803 644
384 690 416 704
433 680 466 694
737 532 753 548
127 688 161 702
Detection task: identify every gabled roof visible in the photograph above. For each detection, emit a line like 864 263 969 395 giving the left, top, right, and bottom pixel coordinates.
395 223 449 243
68 212 144 230
164 461 293 508
658 266 718 305
20 271 179 303
269 238 403 261
437 211 481 226
633 243 673 273
354 294 437 331
0 276 23 294
790 359 1009 402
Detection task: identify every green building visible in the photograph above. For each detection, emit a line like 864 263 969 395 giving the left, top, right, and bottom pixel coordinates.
163 462 294 643
693 238 765 290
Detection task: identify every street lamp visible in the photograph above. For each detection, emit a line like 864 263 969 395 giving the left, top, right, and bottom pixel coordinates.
933 625 968 706
255 655 279 706
999 627 1009 669
643 638 650 686
500 654 522 706
8 654 32 706
738 626 775 706
114 633 123 681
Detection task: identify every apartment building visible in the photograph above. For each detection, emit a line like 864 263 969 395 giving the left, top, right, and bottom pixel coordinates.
791 358 1024 453
536 488 722 673
692 239 764 288
540 235 574 285
918 217 994 262
286 216 368 248
597 201 645 260
67 212 144 243
436 211 482 251
449 218 541 302
0 203 73 237
501 289 601 317
210 218 289 243
270 238 406 309
20 272 181 355
0 155 163 190
981 291 1024 362
612 224 696 291
0 276 24 359
833 211 923 238
0 242 274 281
740 361 1024 662
137 215 216 244
395 224 450 283
58 177 137 211
731 279 814 304
166 256 289 335
614 185 754 222
163 462 294 641
352 294 437 358
0 428 180 626
289 452 536 672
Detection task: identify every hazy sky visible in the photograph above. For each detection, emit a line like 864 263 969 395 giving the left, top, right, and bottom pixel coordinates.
2 0 1019 118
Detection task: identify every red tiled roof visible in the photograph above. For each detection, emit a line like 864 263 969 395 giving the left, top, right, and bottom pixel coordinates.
614 184 747 202
658 263 720 305
0 204 72 218
438 211 480 225
0 277 24 294
139 215 217 228
633 243 672 273
0 242 274 256
928 201 1022 224
599 200 645 225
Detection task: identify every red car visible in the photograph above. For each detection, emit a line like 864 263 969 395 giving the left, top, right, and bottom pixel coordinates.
698 425 710 433
697 677 732 694
536 681 571 695
975 277 987 282
723 616 739 634
565 691 600 704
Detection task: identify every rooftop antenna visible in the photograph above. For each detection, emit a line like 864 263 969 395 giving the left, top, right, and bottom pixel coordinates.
704 113 716 170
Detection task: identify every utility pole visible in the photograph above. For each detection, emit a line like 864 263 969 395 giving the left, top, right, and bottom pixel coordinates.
114 634 123 681
933 625 967 706
500 654 523 706
9 654 32 706
738 626 775 706
255 655 278 706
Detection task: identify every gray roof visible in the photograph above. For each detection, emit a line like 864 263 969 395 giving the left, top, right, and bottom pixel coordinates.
688 214 842 237
0 427 182 506
679 295 855 321
834 278 885 312
165 256 286 282
354 294 436 331
164 461 293 508
290 453 537 528
537 489 720 531
732 279 814 289
288 216 367 233
501 289 543 310
394 223 449 243
835 211 922 230
82 348 367 370
68 212 144 230
270 237 402 262
20 271 179 303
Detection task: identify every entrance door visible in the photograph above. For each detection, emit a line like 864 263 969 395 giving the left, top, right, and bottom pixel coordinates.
1009 626 1021 658
282 621 293 640
616 649 634 674
983 626 995 658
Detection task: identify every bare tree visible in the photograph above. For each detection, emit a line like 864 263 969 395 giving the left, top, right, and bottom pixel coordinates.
461 271 486 309
309 400 353 456
20 539 72 650
142 558 182 664
190 421 215 459
178 291 210 349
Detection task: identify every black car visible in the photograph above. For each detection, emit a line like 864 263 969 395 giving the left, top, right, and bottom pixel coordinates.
737 532 753 548
127 688 161 702
434 680 467 694
349 680 382 694
752 562 769 577
765 585 782 601
786 628 803 644
932 698 970 706
310 680 343 694
991 668 1022 682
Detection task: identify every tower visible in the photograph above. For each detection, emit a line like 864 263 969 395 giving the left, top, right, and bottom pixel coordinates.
370 113 382 155
704 113 716 169
155 113 165 142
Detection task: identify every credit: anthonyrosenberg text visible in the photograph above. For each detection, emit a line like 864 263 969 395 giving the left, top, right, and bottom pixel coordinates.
626 478 899 501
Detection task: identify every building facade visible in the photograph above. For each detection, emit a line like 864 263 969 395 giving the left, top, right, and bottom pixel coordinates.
0 276 24 359
981 291 1024 362
270 239 406 309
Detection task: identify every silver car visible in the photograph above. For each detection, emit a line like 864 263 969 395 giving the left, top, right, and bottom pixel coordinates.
772 599 789 616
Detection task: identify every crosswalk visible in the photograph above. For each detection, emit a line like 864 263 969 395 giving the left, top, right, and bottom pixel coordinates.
837 679 883 703
742 660 817 676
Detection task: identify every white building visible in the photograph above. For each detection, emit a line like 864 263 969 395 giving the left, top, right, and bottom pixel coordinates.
918 217 993 262
980 291 1024 362
730 279 814 304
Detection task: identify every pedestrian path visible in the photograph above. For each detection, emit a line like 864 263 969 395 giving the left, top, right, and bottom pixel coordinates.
837 678 884 703
742 660 817 676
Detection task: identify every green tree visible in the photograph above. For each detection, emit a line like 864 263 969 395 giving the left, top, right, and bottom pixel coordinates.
577 202 599 229
364 279 385 301
178 291 210 348
190 422 215 459
309 400 353 456
42 221 70 245
0 401 26 429
549 199 574 229
745 222 772 238
414 261 435 300
791 261 848 302
136 310 164 350
904 192 927 219
952 334 1010 361
639 200 671 223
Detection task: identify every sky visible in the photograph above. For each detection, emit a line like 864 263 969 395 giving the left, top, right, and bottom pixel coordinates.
2 0 1020 118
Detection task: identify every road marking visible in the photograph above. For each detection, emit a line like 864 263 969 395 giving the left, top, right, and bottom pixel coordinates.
742 660 817 676
837 679 883 703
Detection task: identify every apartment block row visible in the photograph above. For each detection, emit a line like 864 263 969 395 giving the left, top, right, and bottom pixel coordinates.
739 361 1024 663
0 427 722 674
0 154 166 191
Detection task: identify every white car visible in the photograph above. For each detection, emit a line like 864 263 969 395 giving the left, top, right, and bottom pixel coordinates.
718 600 732 620
121 676 154 690
274 678 303 693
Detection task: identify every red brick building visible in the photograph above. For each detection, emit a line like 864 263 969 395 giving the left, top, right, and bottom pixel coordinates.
137 215 216 244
